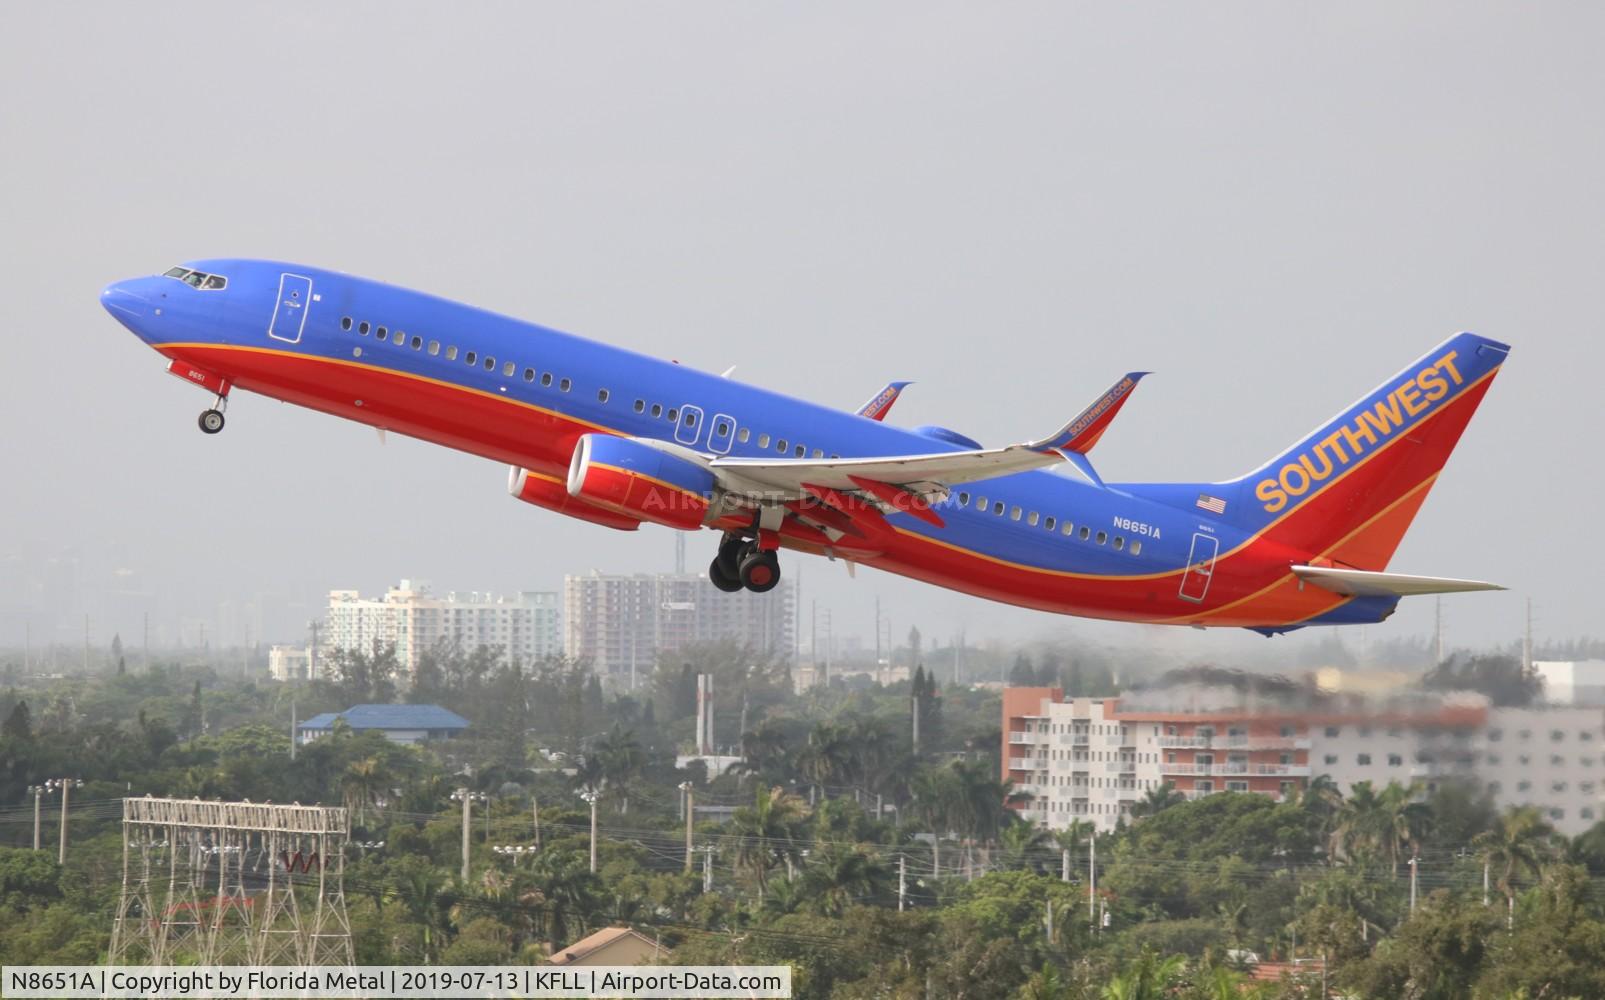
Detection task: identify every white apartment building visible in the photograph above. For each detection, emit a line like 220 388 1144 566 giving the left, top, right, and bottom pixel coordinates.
323 580 560 680
1534 660 1605 707
1308 701 1605 835
564 572 794 686
1003 689 1313 833
1008 687 1605 836
267 645 313 682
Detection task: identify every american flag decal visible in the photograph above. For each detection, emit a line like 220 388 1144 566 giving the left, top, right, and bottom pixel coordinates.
1196 494 1227 515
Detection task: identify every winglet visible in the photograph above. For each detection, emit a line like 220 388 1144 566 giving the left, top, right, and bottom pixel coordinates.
1029 372 1149 454
857 381 914 422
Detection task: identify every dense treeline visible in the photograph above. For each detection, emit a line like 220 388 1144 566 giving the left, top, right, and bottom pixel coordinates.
0 641 1603 997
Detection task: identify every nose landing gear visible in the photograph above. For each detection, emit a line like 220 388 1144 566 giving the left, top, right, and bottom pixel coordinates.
707 532 782 593
198 393 228 435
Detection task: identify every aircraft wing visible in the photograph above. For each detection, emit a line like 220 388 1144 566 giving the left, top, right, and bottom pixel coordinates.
706 414 1089 503
1292 565 1505 597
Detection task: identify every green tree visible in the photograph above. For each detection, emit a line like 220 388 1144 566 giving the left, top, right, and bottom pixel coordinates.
1474 806 1556 928
728 786 804 902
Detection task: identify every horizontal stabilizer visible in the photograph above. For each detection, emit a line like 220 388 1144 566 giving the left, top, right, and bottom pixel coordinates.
1292 565 1504 597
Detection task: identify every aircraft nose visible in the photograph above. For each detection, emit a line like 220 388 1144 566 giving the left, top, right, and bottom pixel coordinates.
101 279 148 319
101 277 160 341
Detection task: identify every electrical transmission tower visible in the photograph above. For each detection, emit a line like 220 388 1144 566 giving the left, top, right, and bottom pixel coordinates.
108 797 353 966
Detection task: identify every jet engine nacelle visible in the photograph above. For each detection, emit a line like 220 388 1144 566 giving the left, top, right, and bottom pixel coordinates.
508 466 642 531
567 434 716 530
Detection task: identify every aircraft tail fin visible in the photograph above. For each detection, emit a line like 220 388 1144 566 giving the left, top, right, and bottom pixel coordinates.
1121 332 1509 570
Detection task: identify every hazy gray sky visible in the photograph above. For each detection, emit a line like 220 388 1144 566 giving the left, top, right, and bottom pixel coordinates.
1 4 1600 660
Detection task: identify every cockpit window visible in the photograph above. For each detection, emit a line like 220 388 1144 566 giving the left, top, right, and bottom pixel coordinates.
162 266 227 290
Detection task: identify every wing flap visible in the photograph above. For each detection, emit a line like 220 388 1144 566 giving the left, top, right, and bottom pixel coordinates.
1292 565 1505 597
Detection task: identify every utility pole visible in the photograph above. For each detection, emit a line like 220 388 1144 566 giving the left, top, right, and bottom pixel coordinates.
680 782 694 874
1434 596 1444 664
1483 861 1490 907
1061 847 1070 883
532 796 541 852
451 788 485 883
1088 835 1097 929
45 778 81 865
580 790 600 873
702 845 713 893
1408 855 1419 915
289 701 297 762
1523 598 1533 673
28 785 42 851
898 854 907 912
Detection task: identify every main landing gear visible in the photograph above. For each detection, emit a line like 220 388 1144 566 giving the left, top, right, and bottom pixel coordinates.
709 532 781 594
197 394 228 435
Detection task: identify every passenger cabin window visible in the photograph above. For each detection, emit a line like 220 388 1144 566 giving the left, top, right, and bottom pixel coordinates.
795 445 806 457
542 373 554 387
359 322 370 335
776 439 788 453
484 356 496 371
524 368 536 381
651 403 663 417
465 351 477 365
446 346 458 361
758 434 770 448
1130 540 1142 555
666 407 677 420
559 378 572 392
377 327 388 340
958 492 970 506
1044 516 1055 530
1078 526 1090 540
411 336 422 350
502 361 515 376
429 340 440 355
341 317 353 331
633 399 645 412
738 428 750 443
598 389 610 403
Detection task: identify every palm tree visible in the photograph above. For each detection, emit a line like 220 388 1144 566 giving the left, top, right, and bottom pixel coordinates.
799 843 892 916
728 785 804 902
1052 820 1096 882
1334 780 1389 866
1129 782 1186 819
1379 781 1431 877
1101 950 1186 1000
1473 805 1556 928
948 759 1012 877
594 725 645 814
909 766 958 875
797 722 854 796
999 820 1051 872
340 756 388 829
1298 774 1345 857
518 849 600 953
732 719 791 784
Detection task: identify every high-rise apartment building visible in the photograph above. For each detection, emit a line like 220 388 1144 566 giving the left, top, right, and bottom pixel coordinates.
322 580 559 680
1006 686 1605 835
564 572 793 686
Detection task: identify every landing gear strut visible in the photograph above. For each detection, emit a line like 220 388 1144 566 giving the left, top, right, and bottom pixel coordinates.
197 393 228 435
707 532 782 593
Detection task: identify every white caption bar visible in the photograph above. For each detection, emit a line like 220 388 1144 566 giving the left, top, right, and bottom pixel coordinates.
0 966 792 999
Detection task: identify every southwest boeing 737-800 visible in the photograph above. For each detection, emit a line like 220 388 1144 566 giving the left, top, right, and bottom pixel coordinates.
101 260 1508 635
